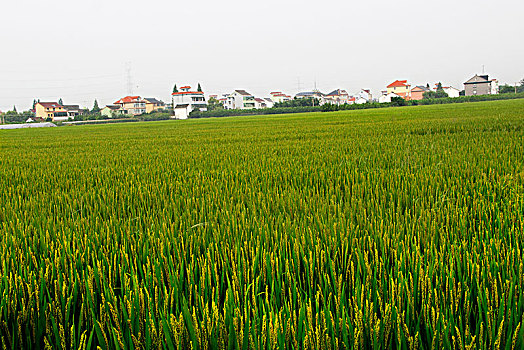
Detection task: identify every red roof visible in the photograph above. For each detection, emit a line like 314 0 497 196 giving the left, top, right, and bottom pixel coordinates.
180 86 191 89
38 102 62 108
387 80 409 88
114 96 140 104
172 91 204 96
349 97 356 101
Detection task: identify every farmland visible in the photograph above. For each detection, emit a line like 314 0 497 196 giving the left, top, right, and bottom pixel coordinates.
1 99 523 349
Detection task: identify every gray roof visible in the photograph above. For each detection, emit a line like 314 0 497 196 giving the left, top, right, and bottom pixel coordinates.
63 105 80 110
234 90 252 96
464 75 490 84
175 104 190 109
104 105 121 110
413 86 430 91
327 89 348 96
144 98 164 104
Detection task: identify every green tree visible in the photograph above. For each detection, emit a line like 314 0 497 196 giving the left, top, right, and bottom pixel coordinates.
197 83 202 92
390 96 407 106
92 100 100 113
58 98 63 105
173 85 178 93
32 100 37 110
207 97 224 111
499 84 515 94
13 105 17 113
423 83 448 99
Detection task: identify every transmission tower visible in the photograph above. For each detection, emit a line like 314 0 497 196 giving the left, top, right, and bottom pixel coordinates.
126 62 134 95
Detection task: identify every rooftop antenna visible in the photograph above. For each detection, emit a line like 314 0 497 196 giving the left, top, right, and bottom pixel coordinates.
125 62 133 95
296 77 302 93
482 65 485 74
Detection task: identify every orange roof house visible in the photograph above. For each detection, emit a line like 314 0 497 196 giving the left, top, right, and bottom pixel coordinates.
386 80 411 100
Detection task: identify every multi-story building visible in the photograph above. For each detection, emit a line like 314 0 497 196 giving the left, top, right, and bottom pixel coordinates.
172 85 207 119
35 102 82 121
144 98 165 113
355 89 373 104
100 105 128 118
224 90 256 109
326 89 350 105
114 96 147 115
464 75 498 96
270 92 292 103
295 90 326 105
386 80 411 100
410 86 431 100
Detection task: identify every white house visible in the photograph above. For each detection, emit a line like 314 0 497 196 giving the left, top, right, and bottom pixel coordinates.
326 89 350 105
270 92 292 103
434 85 460 98
378 92 401 103
295 90 327 105
263 98 274 108
224 90 256 109
171 85 207 119
356 89 372 102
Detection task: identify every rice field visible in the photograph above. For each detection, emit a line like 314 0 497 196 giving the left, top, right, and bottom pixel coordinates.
1 99 523 349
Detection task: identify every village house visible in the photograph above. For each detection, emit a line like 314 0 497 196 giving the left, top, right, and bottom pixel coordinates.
326 89 350 105
34 102 83 121
114 96 147 115
100 105 128 118
386 80 411 100
378 92 401 103
224 90 256 109
144 98 165 113
263 98 274 108
356 89 372 103
295 90 326 105
434 85 460 98
464 75 499 96
270 92 292 103
172 85 207 119
410 86 431 100
254 98 270 109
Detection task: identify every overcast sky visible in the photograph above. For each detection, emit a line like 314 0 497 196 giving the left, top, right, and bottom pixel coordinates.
0 0 523 111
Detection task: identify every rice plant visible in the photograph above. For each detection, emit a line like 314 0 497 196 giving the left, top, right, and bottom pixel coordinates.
0 99 523 349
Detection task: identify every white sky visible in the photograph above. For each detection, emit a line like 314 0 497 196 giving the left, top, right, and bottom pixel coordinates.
0 0 523 111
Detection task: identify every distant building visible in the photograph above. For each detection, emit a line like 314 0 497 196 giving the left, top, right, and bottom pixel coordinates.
263 98 274 108
224 90 256 109
295 90 326 105
433 85 460 98
270 92 292 103
35 102 81 121
326 89 350 105
172 85 207 119
410 86 431 101
143 98 165 113
464 75 499 96
386 80 411 100
357 89 372 102
378 92 401 103
114 96 147 115
255 98 270 109
101 105 128 118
